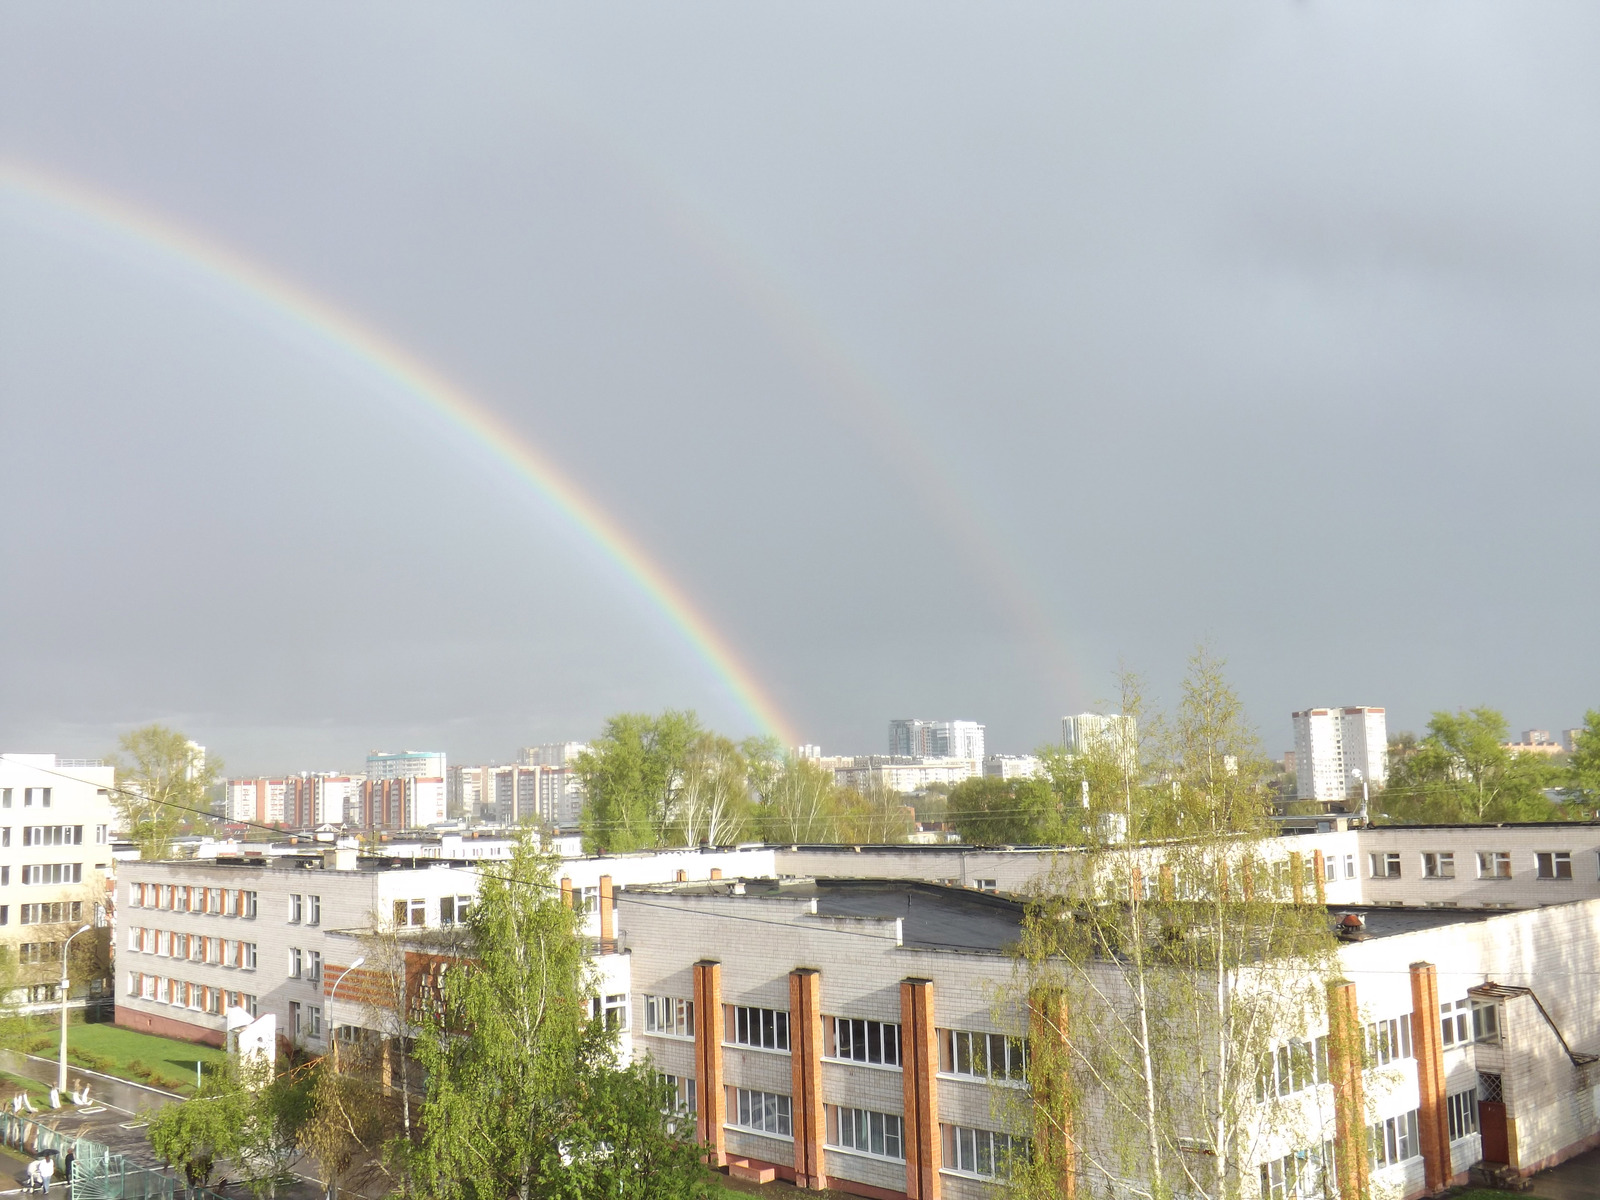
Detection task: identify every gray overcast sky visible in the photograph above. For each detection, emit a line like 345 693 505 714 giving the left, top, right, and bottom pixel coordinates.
2 3 1597 775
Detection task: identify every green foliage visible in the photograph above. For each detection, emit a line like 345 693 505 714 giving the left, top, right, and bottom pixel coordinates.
1016 651 1338 1200
577 711 702 852
1563 710 1600 811
151 1055 312 1195
946 776 1063 845
111 724 222 858
759 758 837 842
149 1071 249 1190
1380 707 1560 823
414 834 707 1200
300 1053 394 1200
830 780 915 843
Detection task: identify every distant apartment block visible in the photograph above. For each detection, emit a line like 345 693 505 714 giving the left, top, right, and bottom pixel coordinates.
1061 713 1138 766
888 720 985 761
359 776 446 829
365 750 446 781
835 756 981 794
983 754 1042 780
225 778 289 825
1564 728 1584 753
1292 706 1387 803
450 762 586 828
520 742 589 768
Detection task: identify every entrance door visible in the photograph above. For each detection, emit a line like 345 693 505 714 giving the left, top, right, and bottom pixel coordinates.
1480 1100 1509 1164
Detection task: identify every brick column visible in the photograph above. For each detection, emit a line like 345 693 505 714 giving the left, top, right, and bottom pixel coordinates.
1290 852 1305 904
1327 980 1370 1200
1029 989 1076 1200
560 876 573 908
1158 862 1175 902
598 875 614 941
1313 851 1327 904
789 969 827 1189
710 868 723 880
694 961 726 1166
1410 962 1452 1192
900 979 940 1200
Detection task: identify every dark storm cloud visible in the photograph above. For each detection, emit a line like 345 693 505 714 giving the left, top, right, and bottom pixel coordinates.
2 2 1597 772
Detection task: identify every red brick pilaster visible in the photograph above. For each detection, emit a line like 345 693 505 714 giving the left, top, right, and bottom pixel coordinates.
1410 962 1452 1192
560 877 573 908
1313 850 1327 904
1290 852 1305 904
694 961 726 1166
598 875 614 941
789 970 827 1189
1327 980 1370 1200
1029 989 1077 1200
901 979 940 1200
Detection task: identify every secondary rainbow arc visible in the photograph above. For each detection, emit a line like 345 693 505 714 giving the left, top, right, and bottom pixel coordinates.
0 159 799 747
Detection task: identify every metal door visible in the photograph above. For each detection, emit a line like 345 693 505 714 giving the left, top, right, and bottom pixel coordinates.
1480 1100 1509 1164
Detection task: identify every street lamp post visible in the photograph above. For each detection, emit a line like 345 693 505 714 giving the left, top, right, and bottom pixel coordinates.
327 956 366 1070
58 924 92 1093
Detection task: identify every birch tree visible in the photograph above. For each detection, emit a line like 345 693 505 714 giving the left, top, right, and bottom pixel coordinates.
1016 653 1342 1200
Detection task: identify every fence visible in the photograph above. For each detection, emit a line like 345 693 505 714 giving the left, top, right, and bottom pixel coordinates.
0 1109 228 1200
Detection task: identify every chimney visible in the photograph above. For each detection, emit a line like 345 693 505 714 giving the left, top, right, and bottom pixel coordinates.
324 846 358 872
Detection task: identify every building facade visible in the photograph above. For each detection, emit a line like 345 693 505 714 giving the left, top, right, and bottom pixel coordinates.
889 722 985 762
1293 706 1388 803
0 754 119 1011
365 751 447 782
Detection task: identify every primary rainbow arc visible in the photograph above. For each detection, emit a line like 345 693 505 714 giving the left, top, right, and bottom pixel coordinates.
0 160 799 747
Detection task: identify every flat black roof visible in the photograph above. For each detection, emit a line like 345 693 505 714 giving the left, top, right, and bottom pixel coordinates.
811 879 1027 952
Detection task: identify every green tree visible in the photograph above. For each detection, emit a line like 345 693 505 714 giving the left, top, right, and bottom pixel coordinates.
673 733 751 846
300 1052 395 1200
1563 710 1600 812
111 725 221 858
150 1055 312 1199
1016 651 1341 1200
833 779 915 843
576 711 701 853
149 1069 249 1194
413 835 707 1200
1381 707 1559 823
759 757 837 843
946 775 1063 844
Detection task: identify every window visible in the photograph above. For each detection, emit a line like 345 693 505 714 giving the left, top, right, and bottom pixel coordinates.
731 1088 791 1137
941 1124 1029 1179
24 788 51 808
1446 1089 1479 1141
1422 852 1455 879
578 886 599 915
307 895 321 926
973 879 998 894
1 867 9 886
1370 1110 1421 1168
289 948 303 979
289 1001 302 1038
2 828 10 847
941 1029 1028 1082
590 993 627 1031
242 942 258 970
1472 1000 1499 1044
730 1005 790 1051
21 864 83 885
1259 1144 1336 1200
96 825 107 844
21 901 83 925
242 891 257 919
1342 854 1355 880
830 1018 901 1067
644 995 694 1038
308 1005 323 1038
1255 1037 1329 1100
1478 851 1511 879
827 1106 904 1160
1367 1016 1413 1066
289 894 303 923
1440 999 1470 1047
307 951 323 983
440 895 472 925
1478 1072 1503 1102
659 1073 696 1114
1369 853 1401 879
19 943 61 965
1536 852 1573 881
0 789 8 808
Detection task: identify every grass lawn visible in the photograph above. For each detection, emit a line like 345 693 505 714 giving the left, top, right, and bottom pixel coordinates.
6 1021 228 1095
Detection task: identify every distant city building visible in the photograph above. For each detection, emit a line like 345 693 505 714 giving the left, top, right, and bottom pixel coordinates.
359 776 447 829
1291 706 1387 803
888 720 985 761
1061 713 1138 767
451 761 586 828
984 754 1043 781
1504 738 1566 757
365 750 447 781
1525 729 1555 745
280 774 361 827
835 756 981 793
795 744 824 760
225 779 289 825
1282 750 1297 776
519 743 588 768
1565 728 1584 753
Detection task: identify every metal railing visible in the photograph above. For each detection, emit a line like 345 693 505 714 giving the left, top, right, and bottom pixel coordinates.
0 1110 223 1200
